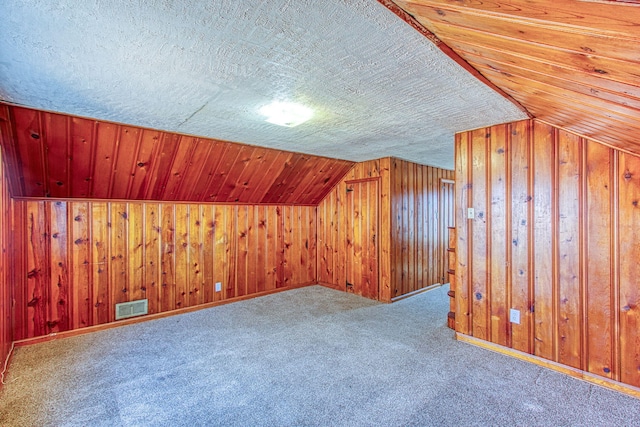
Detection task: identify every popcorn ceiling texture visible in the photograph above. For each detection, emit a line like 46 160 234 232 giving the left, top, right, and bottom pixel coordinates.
0 0 527 169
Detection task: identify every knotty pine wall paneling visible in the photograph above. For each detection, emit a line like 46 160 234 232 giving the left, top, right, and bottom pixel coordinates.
390 158 454 300
455 118 640 389
317 158 454 302
12 200 316 340
0 151 11 367
317 159 391 300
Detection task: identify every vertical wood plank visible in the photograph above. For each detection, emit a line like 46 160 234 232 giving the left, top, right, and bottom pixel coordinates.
227 206 238 294
392 159 402 298
91 202 110 324
49 201 69 332
532 121 556 360
618 151 640 387
213 205 228 300
455 132 471 334
510 121 532 353
416 166 425 289
12 201 28 340
557 131 582 369
26 202 49 337
128 203 145 302
407 161 416 293
379 157 391 303
401 161 409 297
307 206 317 283
282 206 293 288
585 140 614 379
188 204 203 306
70 202 91 330
145 203 161 314
471 129 489 340
174 204 189 309
110 202 129 308
236 206 249 297
266 206 278 291
255 205 267 293
202 205 215 303
160 204 176 312
489 124 508 347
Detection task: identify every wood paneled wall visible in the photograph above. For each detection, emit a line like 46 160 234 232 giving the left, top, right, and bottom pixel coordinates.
12 200 316 340
455 119 640 388
390 158 454 299
317 158 454 302
0 151 12 368
317 159 392 300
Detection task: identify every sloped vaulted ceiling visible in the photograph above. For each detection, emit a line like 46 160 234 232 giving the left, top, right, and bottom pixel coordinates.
392 0 640 155
0 0 527 176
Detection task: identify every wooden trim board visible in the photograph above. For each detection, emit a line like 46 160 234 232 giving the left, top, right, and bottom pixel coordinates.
14 281 315 347
456 332 640 400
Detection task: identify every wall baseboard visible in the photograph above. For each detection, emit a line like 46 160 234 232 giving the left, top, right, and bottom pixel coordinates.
14 282 316 347
456 333 640 400
391 283 442 302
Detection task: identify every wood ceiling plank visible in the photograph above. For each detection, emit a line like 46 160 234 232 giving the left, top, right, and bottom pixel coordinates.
246 150 292 203
464 56 640 111
0 104 357 204
430 23 640 89
189 140 229 202
41 112 70 198
11 107 47 197
286 157 332 205
500 84 640 138
173 138 215 201
400 0 640 36
148 132 182 200
69 116 96 198
0 104 22 195
225 147 270 203
110 126 141 199
497 85 640 151
162 136 199 200
203 142 243 202
479 67 640 127
91 122 119 199
216 145 260 203
276 156 324 205
398 1 640 62
261 154 307 204
307 162 355 205
445 38 640 100
128 129 163 200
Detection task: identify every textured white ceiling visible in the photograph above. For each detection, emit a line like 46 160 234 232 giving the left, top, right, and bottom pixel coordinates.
0 0 527 169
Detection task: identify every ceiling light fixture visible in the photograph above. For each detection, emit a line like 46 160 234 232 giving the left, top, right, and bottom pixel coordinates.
259 101 313 127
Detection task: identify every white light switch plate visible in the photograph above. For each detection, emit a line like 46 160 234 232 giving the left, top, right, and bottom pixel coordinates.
467 208 475 219
510 308 521 324
215 282 222 292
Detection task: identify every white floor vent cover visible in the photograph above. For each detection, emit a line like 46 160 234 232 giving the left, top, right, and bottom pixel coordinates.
115 299 148 320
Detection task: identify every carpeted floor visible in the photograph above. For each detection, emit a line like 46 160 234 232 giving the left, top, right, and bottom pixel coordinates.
1 284 639 426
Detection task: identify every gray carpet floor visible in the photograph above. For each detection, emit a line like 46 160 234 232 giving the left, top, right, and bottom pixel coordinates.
1 284 640 426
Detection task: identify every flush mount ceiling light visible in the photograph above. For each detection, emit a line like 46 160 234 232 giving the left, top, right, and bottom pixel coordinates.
259 101 313 127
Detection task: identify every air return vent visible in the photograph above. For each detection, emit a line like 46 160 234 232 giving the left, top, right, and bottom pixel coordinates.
115 299 148 320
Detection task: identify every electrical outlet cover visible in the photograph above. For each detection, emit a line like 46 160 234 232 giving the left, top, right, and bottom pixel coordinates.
215 282 222 292
510 308 521 324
